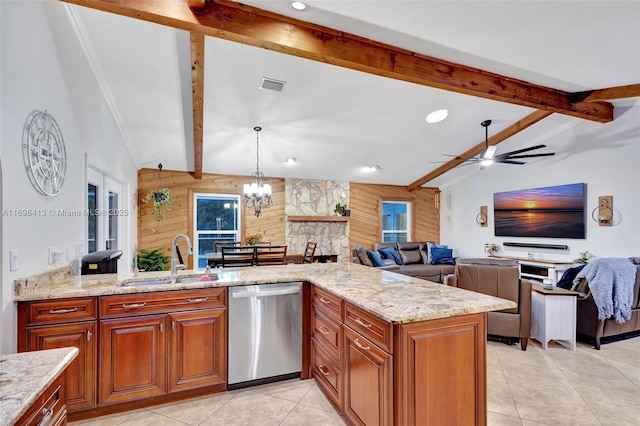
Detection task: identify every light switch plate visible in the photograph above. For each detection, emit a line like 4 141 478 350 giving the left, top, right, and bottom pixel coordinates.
10 250 18 271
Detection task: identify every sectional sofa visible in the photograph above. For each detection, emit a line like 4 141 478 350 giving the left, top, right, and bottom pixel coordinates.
352 241 455 283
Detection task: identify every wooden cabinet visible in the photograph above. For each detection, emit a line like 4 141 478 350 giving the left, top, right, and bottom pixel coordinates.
168 308 227 392
343 302 393 426
15 373 67 426
18 297 97 412
98 288 227 405
100 314 167 404
395 313 487 426
311 286 344 410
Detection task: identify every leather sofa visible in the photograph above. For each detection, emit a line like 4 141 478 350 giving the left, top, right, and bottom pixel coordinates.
576 257 640 349
351 242 455 283
445 257 532 351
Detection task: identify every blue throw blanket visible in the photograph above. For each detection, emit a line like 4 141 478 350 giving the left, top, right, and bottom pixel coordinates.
572 258 637 323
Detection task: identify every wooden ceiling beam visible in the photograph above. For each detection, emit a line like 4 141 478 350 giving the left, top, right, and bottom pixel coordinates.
406 110 553 191
188 0 206 9
60 0 613 123
190 31 205 179
571 83 640 103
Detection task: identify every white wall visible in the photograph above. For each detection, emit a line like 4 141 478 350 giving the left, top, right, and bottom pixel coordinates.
1 1 138 354
441 105 640 263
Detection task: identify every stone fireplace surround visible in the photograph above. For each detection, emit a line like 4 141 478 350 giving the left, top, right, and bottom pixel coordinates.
285 179 350 262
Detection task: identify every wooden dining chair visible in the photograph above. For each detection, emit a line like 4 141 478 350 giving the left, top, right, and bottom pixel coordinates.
303 241 317 263
254 245 288 266
215 241 241 252
221 246 256 267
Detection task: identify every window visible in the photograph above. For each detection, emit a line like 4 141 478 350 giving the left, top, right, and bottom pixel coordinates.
382 201 411 242
193 193 241 268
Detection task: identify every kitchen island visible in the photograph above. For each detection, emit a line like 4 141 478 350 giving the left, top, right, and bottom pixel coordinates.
0 347 78 426
15 263 515 425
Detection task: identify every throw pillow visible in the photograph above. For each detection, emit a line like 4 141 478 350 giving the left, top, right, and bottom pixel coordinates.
379 246 403 265
431 246 455 265
354 245 374 267
367 250 387 267
426 242 448 264
399 249 422 265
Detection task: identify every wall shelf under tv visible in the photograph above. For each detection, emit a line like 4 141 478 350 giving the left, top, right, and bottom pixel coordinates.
491 256 575 284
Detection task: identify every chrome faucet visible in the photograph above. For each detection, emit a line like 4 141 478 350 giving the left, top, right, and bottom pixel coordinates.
171 234 193 276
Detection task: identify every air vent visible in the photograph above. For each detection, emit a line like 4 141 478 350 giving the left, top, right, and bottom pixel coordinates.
260 77 286 92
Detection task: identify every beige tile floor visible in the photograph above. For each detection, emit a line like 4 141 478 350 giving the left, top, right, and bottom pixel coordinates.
71 337 640 426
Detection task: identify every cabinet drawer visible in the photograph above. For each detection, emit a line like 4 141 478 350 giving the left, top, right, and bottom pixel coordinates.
312 306 342 361
22 298 97 325
311 340 342 410
100 288 226 318
344 302 393 353
16 374 66 426
311 286 342 320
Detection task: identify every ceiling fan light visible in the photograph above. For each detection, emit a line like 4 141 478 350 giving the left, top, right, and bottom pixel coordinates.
363 165 381 172
285 157 296 165
426 109 449 124
483 145 497 160
480 159 494 167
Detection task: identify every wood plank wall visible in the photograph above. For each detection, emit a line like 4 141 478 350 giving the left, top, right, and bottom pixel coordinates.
138 168 285 269
138 169 440 267
350 183 440 249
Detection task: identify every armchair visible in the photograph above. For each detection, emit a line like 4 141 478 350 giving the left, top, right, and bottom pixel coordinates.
446 258 532 351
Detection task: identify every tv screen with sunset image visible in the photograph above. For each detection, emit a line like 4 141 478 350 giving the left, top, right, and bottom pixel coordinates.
493 183 585 239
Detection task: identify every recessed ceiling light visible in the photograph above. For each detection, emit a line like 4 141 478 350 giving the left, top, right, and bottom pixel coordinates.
289 1 308 11
286 157 296 165
363 165 381 172
426 109 449 124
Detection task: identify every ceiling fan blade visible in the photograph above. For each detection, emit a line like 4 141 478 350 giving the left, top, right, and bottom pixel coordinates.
504 152 556 159
441 154 480 159
497 159 526 165
497 144 548 158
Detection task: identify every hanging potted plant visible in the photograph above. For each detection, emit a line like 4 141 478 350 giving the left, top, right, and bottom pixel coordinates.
142 188 174 221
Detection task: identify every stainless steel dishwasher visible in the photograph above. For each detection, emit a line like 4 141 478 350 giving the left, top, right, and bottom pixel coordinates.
228 282 302 389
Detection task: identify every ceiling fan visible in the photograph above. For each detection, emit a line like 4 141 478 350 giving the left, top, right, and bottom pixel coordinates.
443 119 556 167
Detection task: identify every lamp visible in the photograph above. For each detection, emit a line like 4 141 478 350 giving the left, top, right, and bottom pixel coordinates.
243 126 272 217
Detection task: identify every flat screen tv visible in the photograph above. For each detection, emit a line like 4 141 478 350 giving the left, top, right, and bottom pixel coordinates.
493 183 585 239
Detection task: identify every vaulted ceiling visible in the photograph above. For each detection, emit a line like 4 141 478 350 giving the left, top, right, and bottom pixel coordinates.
61 0 640 188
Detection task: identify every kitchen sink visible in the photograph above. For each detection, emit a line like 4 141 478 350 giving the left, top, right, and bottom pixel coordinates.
121 274 218 287
121 278 173 287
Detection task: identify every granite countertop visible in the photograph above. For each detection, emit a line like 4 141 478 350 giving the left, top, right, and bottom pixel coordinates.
0 347 79 426
14 263 516 324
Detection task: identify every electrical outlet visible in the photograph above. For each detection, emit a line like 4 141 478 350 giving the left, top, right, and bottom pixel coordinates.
48 247 64 264
10 250 18 271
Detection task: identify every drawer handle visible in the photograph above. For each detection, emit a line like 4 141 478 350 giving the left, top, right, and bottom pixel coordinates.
354 317 372 329
318 365 330 376
48 307 78 314
319 296 331 305
318 326 330 335
187 297 209 303
354 338 370 351
122 302 147 309
37 408 53 426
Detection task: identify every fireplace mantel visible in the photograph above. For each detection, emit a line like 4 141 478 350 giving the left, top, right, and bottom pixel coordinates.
287 215 350 222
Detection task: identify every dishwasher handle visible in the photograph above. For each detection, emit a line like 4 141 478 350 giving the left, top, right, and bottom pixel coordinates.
231 287 300 298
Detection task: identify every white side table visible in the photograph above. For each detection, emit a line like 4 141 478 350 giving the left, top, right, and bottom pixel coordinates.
530 284 580 350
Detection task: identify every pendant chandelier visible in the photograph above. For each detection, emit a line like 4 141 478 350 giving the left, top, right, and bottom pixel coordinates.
243 126 272 217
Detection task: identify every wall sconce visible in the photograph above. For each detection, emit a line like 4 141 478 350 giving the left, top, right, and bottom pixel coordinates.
476 205 488 227
591 195 613 226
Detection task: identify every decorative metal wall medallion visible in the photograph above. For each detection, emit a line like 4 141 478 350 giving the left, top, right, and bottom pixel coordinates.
22 110 67 196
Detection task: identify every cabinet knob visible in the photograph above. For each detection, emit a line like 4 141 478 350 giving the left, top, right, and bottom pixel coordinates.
37 408 53 426
318 365 330 376
319 296 331 305
318 326 330 335
87 330 92 341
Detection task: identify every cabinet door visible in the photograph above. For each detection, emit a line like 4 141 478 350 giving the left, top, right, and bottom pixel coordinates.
100 315 167 404
343 326 393 426
27 322 96 411
168 309 227 393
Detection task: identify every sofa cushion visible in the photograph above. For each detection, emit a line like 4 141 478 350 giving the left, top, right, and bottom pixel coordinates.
431 247 455 265
354 245 374 267
399 248 422 265
367 250 387 267
426 242 447 264
456 263 520 314
379 246 402 265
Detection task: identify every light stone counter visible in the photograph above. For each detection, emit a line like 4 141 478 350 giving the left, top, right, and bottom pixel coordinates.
0 347 79 426
14 263 515 324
